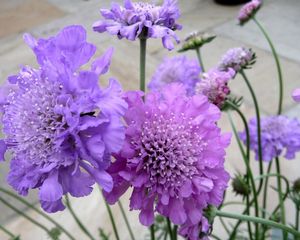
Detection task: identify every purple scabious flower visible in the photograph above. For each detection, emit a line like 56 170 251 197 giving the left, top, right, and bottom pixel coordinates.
0 25 127 213
238 0 262 25
240 116 300 162
292 88 300 102
195 68 235 108
218 47 255 73
148 56 201 96
93 0 182 50
103 84 231 236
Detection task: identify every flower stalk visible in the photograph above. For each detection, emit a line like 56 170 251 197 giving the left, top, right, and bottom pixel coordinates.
0 224 16 239
140 37 147 93
195 47 205 72
118 201 135 240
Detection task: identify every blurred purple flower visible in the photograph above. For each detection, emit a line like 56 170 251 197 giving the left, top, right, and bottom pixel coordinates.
195 68 235 108
0 25 127 213
238 0 262 25
292 88 300 102
148 56 201 96
218 47 255 73
103 84 230 236
93 0 182 50
240 116 300 162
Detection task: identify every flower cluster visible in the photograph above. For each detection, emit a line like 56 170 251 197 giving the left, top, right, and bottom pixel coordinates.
103 84 231 239
148 56 201 96
195 68 235 108
0 25 127 212
218 47 255 73
238 0 262 25
178 31 216 52
93 0 182 50
240 116 300 162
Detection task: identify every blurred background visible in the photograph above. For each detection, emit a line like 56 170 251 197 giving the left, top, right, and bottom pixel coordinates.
0 0 300 239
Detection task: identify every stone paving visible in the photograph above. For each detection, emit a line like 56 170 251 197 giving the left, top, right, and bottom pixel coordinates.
0 0 300 239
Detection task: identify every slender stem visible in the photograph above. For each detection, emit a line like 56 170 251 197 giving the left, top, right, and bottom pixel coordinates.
173 225 178 240
140 37 147 93
150 224 155 240
211 234 222 240
118 201 135 240
65 195 95 240
275 157 287 240
240 70 264 195
252 17 283 115
167 218 174 240
262 162 273 219
219 217 230 235
296 205 299 233
196 47 205 72
216 210 300 238
0 188 75 240
0 196 51 235
102 197 120 240
0 224 16 238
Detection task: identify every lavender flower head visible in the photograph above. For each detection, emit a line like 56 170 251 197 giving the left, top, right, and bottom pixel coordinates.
93 0 182 50
148 56 201 96
238 0 262 25
292 88 300 102
195 68 235 108
103 84 231 238
0 25 127 213
218 47 256 73
240 116 300 162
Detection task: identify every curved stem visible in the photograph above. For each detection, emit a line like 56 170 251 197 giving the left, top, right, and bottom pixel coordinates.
262 162 273 219
216 210 300 238
240 70 264 195
0 196 51 235
252 17 283 115
140 38 147 93
196 47 205 72
167 218 174 240
0 188 75 240
275 157 287 239
0 224 16 238
102 197 120 240
118 201 135 240
150 224 155 240
65 195 95 240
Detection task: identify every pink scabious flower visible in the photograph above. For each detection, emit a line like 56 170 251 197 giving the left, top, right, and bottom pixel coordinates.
0 25 127 213
218 47 255 73
240 116 300 162
292 88 300 102
238 0 262 25
148 56 201 96
195 68 235 108
93 0 182 50
103 84 231 238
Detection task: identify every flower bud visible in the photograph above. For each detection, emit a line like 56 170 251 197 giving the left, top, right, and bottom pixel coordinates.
178 31 216 52
232 174 251 197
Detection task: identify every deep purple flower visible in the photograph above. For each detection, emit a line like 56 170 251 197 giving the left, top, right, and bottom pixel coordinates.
0 25 127 213
292 88 300 102
195 68 235 108
103 84 230 237
93 0 182 50
148 56 201 96
238 0 262 25
218 47 255 73
240 116 300 162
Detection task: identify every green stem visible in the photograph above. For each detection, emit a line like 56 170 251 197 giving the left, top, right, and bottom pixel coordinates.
140 37 147 93
102 197 120 240
296 205 299 233
196 47 205 72
252 17 283 115
0 224 16 238
150 224 155 240
262 162 273 219
167 218 174 240
65 195 95 240
118 201 135 240
173 225 178 240
0 188 75 240
275 157 287 239
240 70 264 195
216 210 300 238
0 196 51 235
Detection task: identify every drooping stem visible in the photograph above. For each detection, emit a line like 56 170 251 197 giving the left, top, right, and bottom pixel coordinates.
140 37 147 93
216 210 300 238
240 70 264 194
196 47 205 72
0 224 16 238
252 17 283 115
118 201 135 240
102 195 120 240
167 218 174 240
275 157 287 239
0 188 75 240
150 224 155 240
65 195 96 240
0 196 51 235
